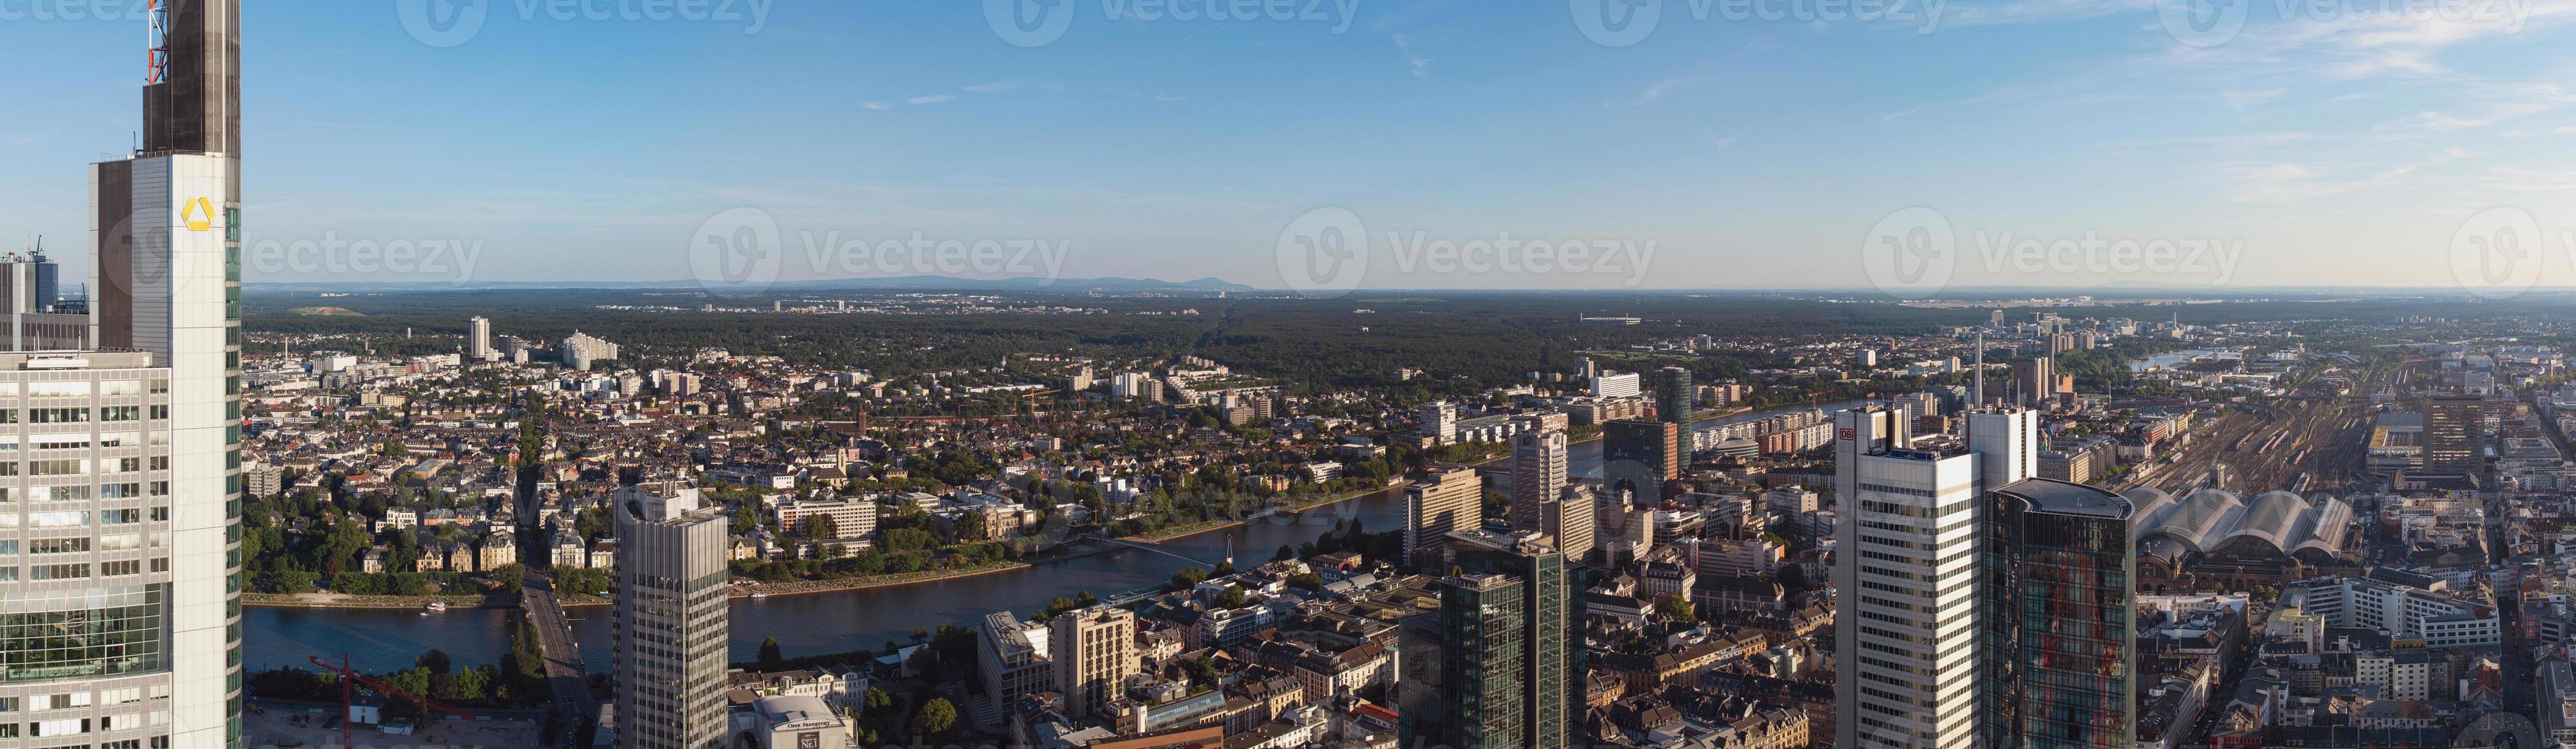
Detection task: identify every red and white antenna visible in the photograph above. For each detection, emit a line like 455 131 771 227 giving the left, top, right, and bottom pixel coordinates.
145 0 169 84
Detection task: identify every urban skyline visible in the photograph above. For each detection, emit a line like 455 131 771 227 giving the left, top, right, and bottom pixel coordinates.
2 3 2566 749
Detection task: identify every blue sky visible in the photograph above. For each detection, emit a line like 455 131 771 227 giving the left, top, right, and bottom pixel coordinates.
1 0 2571 292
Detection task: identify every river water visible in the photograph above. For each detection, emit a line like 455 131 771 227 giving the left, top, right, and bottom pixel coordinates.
247 400 1864 673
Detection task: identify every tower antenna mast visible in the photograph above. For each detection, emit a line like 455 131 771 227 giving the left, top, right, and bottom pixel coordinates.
145 0 169 85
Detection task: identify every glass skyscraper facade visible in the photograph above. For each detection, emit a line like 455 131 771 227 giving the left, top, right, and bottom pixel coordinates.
1983 478 2136 749
1398 530 1577 749
0 352 183 747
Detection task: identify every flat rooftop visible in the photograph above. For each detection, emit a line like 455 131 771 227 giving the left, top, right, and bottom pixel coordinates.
1995 478 2131 519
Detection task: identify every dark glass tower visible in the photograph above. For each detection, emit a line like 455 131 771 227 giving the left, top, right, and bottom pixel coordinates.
1398 530 1577 749
1600 419 1679 502
1654 365 1694 425
1984 478 2136 749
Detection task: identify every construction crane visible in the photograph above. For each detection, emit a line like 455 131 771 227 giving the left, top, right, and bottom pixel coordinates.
307 654 476 749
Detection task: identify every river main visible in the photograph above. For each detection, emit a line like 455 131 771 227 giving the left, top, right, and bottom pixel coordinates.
248 400 1862 673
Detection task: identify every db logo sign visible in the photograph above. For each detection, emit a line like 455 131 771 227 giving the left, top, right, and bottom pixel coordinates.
1837 428 1855 441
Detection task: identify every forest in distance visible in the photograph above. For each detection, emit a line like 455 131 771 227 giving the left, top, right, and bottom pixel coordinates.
242 287 2576 399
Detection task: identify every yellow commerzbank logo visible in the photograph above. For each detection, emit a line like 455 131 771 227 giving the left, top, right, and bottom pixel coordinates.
182 197 216 232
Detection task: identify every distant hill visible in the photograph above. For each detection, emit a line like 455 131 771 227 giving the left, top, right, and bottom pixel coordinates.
284 306 365 316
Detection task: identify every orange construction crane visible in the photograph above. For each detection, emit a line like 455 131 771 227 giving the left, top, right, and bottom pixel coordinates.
307 654 476 748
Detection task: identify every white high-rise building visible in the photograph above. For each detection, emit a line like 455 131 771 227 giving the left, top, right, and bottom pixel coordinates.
1421 400 1459 445
563 331 621 371
0 352 184 747
468 316 495 361
80 2 245 742
1590 371 1642 399
1509 430 1568 533
614 482 732 748
1832 404 2036 748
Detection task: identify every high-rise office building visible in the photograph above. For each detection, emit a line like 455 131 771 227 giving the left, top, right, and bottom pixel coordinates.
613 481 732 748
1050 606 1139 720
0 352 182 747
1538 485 1596 564
0 251 89 352
1421 400 1459 445
2423 395 2485 475
1402 465 1483 569
1508 430 1567 533
1398 530 1575 749
2011 357 2054 407
1652 366 1694 424
0 251 62 315
1983 478 2136 749
1834 404 2038 748
468 316 495 361
1600 420 1681 503
83 2 245 744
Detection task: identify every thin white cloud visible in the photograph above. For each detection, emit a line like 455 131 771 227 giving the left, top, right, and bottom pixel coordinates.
862 102 897 110
1880 107 1922 122
2223 89 2285 109
1714 136 1738 151
908 95 959 105
961 82 1021 94
1391 34 1432 79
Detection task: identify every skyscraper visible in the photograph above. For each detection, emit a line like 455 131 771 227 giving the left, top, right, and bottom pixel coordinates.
86 2 244 744
1050 606 1139 720
1600 419 1680 503
468 316 495 361
2423 394 2485 475
1983 478 2136 749
1539 485 1596 564
1421 400 1459 445
1653 365 1694 425
1398 530 1575 749
1834 404 2038 748
1402 465 1483 569
2011 356 2055 407
613 481 732 748
1508 430 1567 533
0 352 183 747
